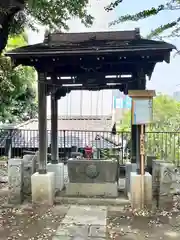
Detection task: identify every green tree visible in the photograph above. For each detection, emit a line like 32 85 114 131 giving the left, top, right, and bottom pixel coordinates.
106 0 180 39
118 94 180 162
1 0 93 35
0 33 37 123
0 0 93 56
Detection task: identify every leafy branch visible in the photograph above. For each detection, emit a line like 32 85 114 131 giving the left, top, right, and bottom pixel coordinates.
106 0 180 39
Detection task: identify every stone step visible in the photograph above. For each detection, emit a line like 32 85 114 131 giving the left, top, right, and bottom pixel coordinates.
55 196 129 206
52 205 107 240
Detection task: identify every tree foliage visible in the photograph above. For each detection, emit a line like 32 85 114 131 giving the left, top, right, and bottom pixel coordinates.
0 33 37 123
8 0 93 35
106 0 180 39
0 0 94 122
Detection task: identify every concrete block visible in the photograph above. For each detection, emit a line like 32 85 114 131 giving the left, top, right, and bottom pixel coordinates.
56 224 88 237
89 225 106 238
144 172 153 208
62 205 107 225
125 162 137 195
47 163 64 191
8 158 24 204
31 172 55 205
66 182 118 197
130 172 152 209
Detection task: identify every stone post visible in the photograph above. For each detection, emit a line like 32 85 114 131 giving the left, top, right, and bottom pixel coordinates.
22 154 38 197
8 158 24 204
152 160 180 209
152 160 166 198
159 162 178 209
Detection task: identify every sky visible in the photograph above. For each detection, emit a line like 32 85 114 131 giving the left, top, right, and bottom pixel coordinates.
27 0 180 115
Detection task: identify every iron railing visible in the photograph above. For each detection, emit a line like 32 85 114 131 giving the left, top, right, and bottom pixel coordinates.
0 129 179 165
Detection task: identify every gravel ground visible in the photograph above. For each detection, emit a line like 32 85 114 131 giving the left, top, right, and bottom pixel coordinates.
0 202 69 240
0 161 69 240
107 204 180 240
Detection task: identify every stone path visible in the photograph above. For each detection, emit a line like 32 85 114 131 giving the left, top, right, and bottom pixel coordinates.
52 205 107 240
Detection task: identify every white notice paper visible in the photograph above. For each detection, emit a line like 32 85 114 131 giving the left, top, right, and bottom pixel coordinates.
133 99 153 124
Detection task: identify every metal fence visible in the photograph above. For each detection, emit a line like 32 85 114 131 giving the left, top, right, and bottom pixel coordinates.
0 129 180 165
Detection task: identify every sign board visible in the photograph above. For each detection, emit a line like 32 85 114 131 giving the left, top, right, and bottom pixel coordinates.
132 98 153 125
128 90 155 125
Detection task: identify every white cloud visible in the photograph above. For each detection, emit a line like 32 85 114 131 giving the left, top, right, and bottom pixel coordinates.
68 0 117 32
28 0 117 44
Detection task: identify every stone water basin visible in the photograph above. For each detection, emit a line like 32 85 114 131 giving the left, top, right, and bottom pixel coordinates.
67 159 117 183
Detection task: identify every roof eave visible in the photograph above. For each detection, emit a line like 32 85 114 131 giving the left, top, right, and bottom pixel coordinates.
6 46 175 59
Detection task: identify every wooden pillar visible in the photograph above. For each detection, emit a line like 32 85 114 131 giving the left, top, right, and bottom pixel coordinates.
130 69 146 170
51 91 58 163
38 72 47 174
136 125 141 173
131 98 136 163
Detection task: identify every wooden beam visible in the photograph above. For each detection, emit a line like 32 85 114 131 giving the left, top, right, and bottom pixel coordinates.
44 77 134 86
58 84 124 91
128 90 156 98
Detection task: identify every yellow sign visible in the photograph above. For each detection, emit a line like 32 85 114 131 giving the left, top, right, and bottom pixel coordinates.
140 134 145 155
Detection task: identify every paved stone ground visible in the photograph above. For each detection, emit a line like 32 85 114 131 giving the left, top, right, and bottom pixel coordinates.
53 206 107 240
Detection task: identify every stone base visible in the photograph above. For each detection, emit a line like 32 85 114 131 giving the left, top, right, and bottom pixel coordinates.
31 172 55 205
66 183 118 197
47 163 64 191
125 163 137 196
130 172 152 209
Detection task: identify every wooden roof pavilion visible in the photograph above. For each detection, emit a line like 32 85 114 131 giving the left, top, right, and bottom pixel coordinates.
5 29 175 174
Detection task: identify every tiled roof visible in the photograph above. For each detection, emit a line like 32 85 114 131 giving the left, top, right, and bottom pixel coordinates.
0 116 119 149
18 116 112 131
0 129 119 149
6 30 175 57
